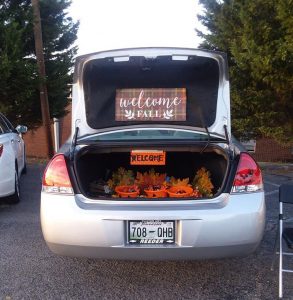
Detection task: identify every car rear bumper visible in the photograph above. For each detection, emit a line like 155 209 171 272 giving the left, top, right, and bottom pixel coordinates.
46 242 259 260
41 192 265 260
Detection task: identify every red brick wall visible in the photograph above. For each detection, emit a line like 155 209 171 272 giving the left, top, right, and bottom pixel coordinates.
24 105 72 158
252 138 292 162
59 108 72 145
24 125 53 158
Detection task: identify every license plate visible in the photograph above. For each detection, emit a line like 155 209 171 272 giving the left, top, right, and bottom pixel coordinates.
128 220 175 244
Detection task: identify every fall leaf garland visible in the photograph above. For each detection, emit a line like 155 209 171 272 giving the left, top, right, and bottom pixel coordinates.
107 167 214 197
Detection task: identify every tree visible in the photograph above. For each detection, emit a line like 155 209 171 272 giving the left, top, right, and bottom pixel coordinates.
197 0 293 144
0 0 78 127
0 0 37 124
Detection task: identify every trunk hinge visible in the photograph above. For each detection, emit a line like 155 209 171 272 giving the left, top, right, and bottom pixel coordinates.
200 126 211 154
70 126 79 161
224 125 234 159
198 106 211 154
224 124 230 144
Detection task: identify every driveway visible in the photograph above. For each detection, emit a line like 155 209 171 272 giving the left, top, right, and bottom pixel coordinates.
0 163 292 299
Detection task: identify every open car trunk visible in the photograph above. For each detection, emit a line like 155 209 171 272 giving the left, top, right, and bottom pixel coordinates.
74 144 229 200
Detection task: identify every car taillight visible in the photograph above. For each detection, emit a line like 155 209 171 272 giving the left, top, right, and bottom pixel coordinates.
231 153 263 193
0 144 3 157
42 154 73 194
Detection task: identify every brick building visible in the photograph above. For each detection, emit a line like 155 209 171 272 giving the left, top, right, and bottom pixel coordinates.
252 138 292 162
24 105 292 162
24 108 71 158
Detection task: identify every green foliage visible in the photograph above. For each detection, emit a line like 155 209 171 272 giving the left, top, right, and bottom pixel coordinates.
39 0 79 120
0 0 78 127
0 0 37 123
198 0 293 144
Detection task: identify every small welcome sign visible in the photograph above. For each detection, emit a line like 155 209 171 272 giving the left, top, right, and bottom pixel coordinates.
130 150 166 165
115 88 186 121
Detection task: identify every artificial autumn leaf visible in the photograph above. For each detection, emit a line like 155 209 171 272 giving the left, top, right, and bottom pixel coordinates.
136 172 151 191
170 177 190 187
192 167 214 197
136 169 166 191
107 167 135 189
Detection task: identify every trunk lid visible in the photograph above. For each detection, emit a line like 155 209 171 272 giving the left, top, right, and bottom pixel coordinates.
72 48 230 140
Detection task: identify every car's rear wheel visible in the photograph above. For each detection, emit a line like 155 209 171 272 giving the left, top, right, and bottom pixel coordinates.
7 167 20 204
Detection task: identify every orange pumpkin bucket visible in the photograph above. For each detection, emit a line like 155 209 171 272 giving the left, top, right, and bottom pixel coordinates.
144 187 168 198
115 185 139 198
167 186 193 198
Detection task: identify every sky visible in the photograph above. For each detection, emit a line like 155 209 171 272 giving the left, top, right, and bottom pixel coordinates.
69 0 205 56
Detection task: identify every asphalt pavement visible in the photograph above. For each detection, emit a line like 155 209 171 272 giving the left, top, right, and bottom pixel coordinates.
0 163 293 299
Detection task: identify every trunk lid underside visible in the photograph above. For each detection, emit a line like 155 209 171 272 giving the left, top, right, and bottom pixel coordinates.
72 48 230 139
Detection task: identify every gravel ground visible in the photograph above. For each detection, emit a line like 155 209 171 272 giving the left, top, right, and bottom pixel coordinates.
0 163 292 300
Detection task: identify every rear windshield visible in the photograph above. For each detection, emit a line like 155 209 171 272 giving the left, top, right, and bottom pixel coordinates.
82 55 220 129
78 129 223 142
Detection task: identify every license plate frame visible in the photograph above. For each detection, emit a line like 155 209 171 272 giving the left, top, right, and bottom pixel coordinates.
127 220 175 245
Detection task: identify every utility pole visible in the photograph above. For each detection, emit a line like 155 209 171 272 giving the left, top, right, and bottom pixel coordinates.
31 0 54 158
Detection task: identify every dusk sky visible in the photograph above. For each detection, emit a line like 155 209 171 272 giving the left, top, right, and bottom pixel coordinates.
69 0 204 55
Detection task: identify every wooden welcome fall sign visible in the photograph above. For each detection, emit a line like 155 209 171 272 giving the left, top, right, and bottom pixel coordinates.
115 88 186 121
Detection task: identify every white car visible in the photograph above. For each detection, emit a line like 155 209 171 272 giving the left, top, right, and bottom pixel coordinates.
0 113 27 203
41 48 265 260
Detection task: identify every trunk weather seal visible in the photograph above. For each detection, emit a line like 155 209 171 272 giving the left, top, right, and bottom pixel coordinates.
76 139 226 148
76 126 227 142
76 127 226 146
